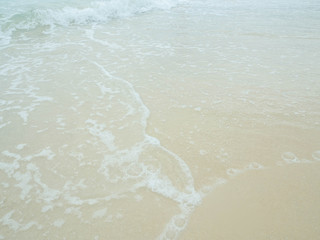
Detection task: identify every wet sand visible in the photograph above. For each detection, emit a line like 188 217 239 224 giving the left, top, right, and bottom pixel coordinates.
1 0 320 239
181 163 320 240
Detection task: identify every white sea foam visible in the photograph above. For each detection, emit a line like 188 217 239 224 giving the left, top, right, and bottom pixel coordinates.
226 168 243 177
18 111 28 123
199 149 208 155
246 162 264 170
0 160 20 176
281 152 299 164
53 219 65 228
89 61 202 233
0 210 43 233
92 208 107 219
0 0 184 45
0 211 20 231
13 171 33 200
2 150 21 160
0 121 11 129
41 205 53 213
158 204 195 240
3 0 318 239
312 151 320 161
34 147 56 161
32 95 53 102
86 119 116 151
85 29 124 50
16 144 26 150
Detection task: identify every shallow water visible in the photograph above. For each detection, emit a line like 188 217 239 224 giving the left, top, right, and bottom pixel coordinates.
1 0 320 239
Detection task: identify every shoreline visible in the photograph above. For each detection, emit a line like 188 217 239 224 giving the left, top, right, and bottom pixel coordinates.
180 163 320 239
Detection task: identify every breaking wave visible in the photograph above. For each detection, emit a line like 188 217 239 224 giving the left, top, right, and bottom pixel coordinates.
0 0 184 45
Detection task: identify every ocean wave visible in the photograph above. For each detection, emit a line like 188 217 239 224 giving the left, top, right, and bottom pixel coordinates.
0 0 184 45
38 0 182 25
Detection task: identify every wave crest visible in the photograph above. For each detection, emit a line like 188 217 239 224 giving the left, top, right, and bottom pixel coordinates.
0 0 183 45
36 0 180 26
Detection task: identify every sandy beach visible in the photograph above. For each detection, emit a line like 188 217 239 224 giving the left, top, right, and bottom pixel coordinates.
181 164 320 239
1 0 320 239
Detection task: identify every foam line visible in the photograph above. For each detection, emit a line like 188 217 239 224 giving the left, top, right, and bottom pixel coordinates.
93 61 199 200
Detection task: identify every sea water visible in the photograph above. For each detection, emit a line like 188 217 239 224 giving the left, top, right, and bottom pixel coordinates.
0 0 319 239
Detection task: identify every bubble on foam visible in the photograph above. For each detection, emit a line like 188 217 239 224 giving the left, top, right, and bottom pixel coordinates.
226 168 243 176
126 162 144 178
164 230 176 240
158 209 192 240
145 173 171 193
97 132 202 208
173 215 187 230
312 151 320 161
246 162 264 170
144 162 161 175
281 152 299 164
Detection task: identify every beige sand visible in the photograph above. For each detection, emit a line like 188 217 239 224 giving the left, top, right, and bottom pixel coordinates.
180 164 320 240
